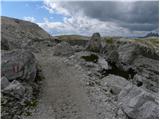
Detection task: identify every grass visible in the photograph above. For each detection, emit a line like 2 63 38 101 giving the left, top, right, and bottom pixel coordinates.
130 37 159 56
25 99 38 108
23 99 38 116
104 37 114 44
81 54 99 63
56 35 90 41
135 37 159 48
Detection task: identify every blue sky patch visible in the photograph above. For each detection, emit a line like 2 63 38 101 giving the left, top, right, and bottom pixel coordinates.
1 1 64 23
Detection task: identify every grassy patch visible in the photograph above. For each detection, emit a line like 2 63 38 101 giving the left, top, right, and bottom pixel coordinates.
57 35 90 41
132 37 158 48
104 37 114 44
81 54 98 63
25 99 38 108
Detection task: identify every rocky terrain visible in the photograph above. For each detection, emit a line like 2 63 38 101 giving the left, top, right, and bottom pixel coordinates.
1 16 159 119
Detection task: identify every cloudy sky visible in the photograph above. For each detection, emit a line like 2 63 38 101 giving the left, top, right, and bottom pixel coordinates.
1 0 159 37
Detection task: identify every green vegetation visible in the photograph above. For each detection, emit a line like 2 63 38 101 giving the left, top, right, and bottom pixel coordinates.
81 54 98 63
56 35 90 41
25 99 38 108
110 37 158 52
104 37 114 44
135 37 158 47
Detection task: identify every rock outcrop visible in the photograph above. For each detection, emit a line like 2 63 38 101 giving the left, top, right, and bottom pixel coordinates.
118 43 158 66
132 56 159 92
86 33 102 52
2 49 37 82
118 84 159 119
1 16 52 50
103 40 159 93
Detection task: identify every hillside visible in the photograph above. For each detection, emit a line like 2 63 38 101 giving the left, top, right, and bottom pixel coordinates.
56 35 90 41
1 16 54 50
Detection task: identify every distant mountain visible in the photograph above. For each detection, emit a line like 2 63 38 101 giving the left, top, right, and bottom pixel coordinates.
144 32 159 38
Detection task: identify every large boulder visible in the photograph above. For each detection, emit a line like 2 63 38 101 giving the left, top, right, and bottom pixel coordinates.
1 49 37 82
101 75 129 95
86 33 102 52
53 42 73 56
118 84 159 119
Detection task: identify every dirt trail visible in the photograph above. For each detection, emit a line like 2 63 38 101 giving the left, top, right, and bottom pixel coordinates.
27 49 97 118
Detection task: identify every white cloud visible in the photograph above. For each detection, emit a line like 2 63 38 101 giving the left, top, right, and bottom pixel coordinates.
23 16 36 22
38 15 132 36
43 0 70 16
40 0 150 36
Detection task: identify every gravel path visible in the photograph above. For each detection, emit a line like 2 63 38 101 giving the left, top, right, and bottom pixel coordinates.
27 49 97 118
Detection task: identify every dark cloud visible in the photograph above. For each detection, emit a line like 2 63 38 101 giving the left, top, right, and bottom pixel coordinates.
120 22 158 31
66 1 159 31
